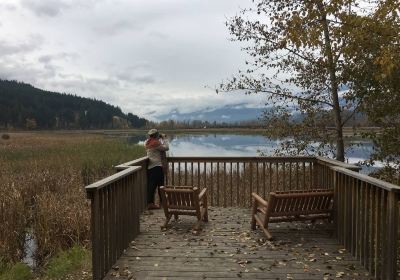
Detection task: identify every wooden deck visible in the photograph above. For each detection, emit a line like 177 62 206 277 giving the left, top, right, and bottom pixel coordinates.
104 207 372 280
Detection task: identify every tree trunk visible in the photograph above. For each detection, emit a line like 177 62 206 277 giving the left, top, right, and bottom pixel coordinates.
318 2 345 162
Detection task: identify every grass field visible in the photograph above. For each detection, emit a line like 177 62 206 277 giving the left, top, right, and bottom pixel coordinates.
0 132 145 279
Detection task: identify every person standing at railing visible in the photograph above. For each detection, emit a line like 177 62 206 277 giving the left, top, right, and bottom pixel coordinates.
145 128 169 210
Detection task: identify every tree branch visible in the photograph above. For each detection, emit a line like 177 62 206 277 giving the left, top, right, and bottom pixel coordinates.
250 30 319 65
258 89 334 107
220 86 334 107
341 106 360 127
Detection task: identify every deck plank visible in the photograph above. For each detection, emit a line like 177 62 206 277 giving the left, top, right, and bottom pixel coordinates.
104 207 372 280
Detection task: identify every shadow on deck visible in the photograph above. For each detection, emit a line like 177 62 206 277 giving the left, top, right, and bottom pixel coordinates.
104 207 370 280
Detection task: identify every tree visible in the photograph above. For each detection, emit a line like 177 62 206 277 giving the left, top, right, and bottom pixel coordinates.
220 0 398 161
342 2 400 182
0 79 149 130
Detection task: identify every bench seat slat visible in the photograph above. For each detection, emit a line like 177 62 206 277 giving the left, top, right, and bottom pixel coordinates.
269 208 332 217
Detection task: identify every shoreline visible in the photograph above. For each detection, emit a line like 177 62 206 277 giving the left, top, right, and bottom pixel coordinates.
0 126 382 138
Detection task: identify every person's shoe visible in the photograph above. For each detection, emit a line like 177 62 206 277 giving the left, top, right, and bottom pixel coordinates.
147 203 160 210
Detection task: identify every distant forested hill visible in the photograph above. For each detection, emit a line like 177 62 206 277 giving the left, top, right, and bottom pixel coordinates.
0 80 147 129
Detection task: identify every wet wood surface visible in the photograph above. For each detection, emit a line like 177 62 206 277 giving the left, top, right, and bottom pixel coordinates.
104 207 372 280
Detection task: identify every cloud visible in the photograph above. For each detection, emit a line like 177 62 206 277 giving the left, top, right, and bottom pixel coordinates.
20 0 70 17
110 63 157 85
93 20 135 36
0 59 56 83
1 0 258 121
38 52 79 64
147 31 169 40
0 3 17 11
114 72 156 85
0 35 43 56
20 0 100 17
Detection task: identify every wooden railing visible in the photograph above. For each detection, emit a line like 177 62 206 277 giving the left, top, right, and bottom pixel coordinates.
85 157 148 280
332 166 400 279
314 156 361 189
166 156 360 207
86 155 399 279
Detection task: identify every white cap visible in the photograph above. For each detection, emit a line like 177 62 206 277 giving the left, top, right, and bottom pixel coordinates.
147 128 158 136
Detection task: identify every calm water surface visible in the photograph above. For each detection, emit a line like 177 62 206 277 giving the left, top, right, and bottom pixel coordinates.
124 133 375 171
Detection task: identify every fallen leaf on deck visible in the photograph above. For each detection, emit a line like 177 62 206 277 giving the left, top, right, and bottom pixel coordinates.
336 271 345 278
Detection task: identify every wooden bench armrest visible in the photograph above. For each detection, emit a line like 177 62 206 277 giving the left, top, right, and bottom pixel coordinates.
252 192 268 208
199 188 207 200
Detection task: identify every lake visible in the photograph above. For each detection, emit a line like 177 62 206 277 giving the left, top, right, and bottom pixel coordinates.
122 132 376 173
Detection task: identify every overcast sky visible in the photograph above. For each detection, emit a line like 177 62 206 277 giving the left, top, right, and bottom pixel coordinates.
0 0 266 120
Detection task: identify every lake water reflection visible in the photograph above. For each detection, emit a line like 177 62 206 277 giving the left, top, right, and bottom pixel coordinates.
126 133 375 171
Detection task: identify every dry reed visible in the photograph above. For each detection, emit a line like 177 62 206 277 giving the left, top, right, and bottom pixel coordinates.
0 132 145 266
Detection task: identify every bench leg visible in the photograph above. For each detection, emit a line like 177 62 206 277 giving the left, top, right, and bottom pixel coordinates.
161 214 172 230
192 219 202 235
253 214 273 240
202 207 208 222
251 200 257 230
261 226 273 240
174 214 179 221
193 220 201 230
251 215 256 230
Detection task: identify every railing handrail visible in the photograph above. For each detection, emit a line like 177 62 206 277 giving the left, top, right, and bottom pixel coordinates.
167 156 317 163
85 166 142 195
114 156 148 171
331 165 400 192
315 156 361 171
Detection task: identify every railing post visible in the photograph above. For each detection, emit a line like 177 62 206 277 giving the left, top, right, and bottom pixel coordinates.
312 160 318 188
89 190 101 280
385 191 398 280
333 169 338 238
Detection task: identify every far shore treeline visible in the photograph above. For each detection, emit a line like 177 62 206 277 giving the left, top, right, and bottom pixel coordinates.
1 79 377 132
0 79 147 130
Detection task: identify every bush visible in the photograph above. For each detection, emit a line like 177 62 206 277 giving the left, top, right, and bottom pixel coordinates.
0 262 33 280
45 246 90 279
1 134 10 140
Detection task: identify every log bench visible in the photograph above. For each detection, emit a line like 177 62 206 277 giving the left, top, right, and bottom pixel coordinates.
251 189 334 240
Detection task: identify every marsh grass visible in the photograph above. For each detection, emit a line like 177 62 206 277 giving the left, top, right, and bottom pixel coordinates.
0 262 33 280
0 132 145 267
44 246 90 279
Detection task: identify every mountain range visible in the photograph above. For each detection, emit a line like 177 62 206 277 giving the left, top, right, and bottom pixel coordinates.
0 80 147 130
157 104 264 123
